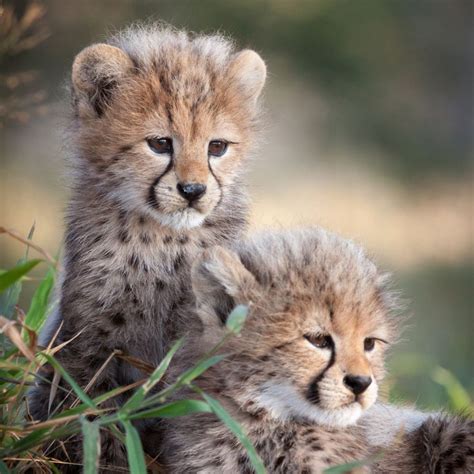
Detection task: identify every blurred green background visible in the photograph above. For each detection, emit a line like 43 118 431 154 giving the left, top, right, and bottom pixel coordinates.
1 0 472 410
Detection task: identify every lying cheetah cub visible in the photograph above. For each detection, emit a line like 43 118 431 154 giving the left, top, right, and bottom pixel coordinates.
160 228 473 473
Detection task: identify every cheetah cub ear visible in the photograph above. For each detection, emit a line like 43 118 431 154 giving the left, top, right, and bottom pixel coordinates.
191 246 257 329
227 49 266 104
71 43 134 118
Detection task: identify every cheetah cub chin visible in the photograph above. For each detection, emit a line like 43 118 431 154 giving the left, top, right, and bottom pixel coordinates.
160 228 473 473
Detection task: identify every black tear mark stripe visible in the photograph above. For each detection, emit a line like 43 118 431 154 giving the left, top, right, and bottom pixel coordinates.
148 159 173 209
306 342 336 404
207 158 223 209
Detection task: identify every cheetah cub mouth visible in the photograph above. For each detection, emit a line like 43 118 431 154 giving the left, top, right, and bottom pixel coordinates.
255 329 386 428
191 228 398 429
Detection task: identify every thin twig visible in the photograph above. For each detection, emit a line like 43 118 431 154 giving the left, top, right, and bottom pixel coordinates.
0 226 56 265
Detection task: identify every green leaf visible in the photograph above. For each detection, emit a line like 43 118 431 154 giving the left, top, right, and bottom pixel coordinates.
0 460 10 474
122 419 147 474
50 383 138 421
201 392 266 474
24 265 55 333
42 353 96 410
49 403 93 420
130 399 211 420
122 338 183 413
81 416 101 474
324 462 363 474
0 259 42 293
226 305 249 334
0 273 23 319
431 365 472 411
324 459 372 473
323 452 383 474
46 462 61 474
0 427 52 457
0 224 36 318
144 354 226 406
25 222 37 259
176 354 226 387
0 423 80 458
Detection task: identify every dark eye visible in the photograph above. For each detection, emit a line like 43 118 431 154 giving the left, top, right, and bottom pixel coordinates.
208 140 228 157
364 338 376 351
147 137 173 154
305 334 333 349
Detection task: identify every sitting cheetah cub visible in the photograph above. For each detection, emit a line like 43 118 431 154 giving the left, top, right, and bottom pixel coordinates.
160 228 473 473
29 24 266 470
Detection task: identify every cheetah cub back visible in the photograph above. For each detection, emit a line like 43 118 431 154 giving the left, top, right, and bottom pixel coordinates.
160 228 473 473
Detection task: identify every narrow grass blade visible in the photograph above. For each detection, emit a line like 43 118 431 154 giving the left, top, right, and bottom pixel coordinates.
2 423 80 457
50 380 145 421
324 459 372 473
122 338 183 412
0 224 35 318
431 366 472 411
81 416 101 474
201 392 265 474
42 353 96 409
323 452 383 474
0 427 52 457
130 399 211 420
0 259 42 293
122 419 147 474
25 265 55 333
0 272 22 319
176 354 226 387
147 354 227 404
226 305 248 334
48 369 61 415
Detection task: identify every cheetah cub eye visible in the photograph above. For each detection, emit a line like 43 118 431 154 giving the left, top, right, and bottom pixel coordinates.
305 333 333 349
147 137 173 154
364 337 388 352
208 140 228 157
364 337 376 351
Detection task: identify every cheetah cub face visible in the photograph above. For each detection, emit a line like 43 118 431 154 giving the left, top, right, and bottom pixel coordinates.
191 229 400 428
71 27 266 229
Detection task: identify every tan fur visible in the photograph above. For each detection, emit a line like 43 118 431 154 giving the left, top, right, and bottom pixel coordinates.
157 228 473 473
157 228 396 472
29 24 266 472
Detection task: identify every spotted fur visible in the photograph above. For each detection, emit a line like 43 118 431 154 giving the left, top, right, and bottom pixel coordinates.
28 23 266 472
157 228 473 473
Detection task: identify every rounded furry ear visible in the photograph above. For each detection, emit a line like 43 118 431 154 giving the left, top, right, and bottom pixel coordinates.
71 43 134 118
191 246 257 327
227 49 266 104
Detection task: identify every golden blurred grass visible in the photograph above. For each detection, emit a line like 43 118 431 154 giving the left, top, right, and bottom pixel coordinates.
249 163 473 269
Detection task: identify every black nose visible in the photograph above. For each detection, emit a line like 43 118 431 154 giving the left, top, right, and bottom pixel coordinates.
177 182 207 202
343 375 372 395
